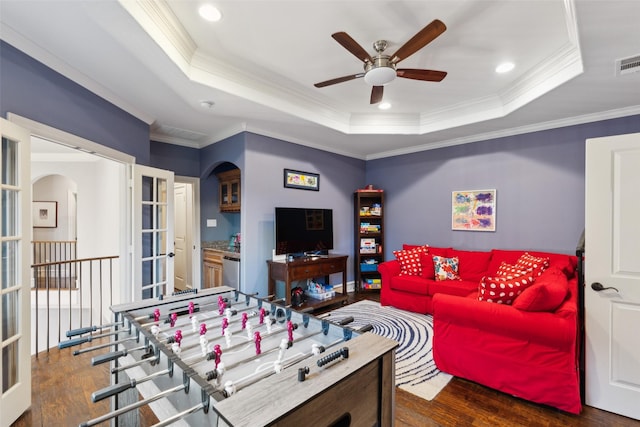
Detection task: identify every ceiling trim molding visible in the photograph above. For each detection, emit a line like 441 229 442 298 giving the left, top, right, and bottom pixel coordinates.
365 105 640 160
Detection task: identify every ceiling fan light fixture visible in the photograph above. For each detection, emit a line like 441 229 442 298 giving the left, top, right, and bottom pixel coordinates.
364 67 396 86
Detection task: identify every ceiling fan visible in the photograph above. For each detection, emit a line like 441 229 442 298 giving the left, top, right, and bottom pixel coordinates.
314 19 448 104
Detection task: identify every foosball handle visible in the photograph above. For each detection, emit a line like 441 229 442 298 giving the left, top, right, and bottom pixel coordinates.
91 381 133 403
337 316 354 326
91 350 125 366
317 347 349 367
66 326 97 337
359 324 374 333
58 336 89 349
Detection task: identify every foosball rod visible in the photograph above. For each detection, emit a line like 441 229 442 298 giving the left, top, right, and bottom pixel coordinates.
222 323 372 397
151 401 208 427
91 368 172 402
79 384 186 427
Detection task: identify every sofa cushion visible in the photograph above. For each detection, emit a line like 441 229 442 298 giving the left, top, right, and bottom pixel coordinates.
389 275 430 295
488 249 576 278
419 247 452 279
393 245 429 276
512 266 569 312
433 256 461 281
451 249 492 282
514 252 549 277
478 273 535 305
428 279 478 297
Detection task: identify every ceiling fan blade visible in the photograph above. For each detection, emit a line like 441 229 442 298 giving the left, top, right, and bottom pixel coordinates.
370 86 384 104
396 69 447 82
314 73 364 88
332 32 374 63
390 19 446 64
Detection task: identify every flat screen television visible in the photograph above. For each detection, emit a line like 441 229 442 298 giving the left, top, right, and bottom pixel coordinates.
275 207 333 256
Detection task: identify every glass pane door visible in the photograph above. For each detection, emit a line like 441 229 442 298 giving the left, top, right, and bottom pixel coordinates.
133 165 174 300
0 118 31 426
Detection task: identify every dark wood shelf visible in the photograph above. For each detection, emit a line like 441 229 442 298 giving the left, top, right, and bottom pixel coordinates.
354 190 385 294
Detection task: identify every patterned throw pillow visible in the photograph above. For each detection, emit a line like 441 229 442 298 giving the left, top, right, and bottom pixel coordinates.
478 273 535 305
393 245 429 276
495 261 529 279
432 256 461 281
514 252 550 277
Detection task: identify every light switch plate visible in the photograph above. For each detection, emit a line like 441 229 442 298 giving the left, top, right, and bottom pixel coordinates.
206 219 217 227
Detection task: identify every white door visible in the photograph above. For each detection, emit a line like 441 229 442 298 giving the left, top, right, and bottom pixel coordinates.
174 183 188 290
0 118 31 426
585 132 640 420
133 165 175 300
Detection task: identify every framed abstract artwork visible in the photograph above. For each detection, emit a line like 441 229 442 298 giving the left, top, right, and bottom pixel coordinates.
451 189 496 231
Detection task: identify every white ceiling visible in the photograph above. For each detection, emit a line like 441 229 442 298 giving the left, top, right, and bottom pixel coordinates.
2 0 639 160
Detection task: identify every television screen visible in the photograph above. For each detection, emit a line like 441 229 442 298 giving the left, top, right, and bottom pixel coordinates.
275 207 333 255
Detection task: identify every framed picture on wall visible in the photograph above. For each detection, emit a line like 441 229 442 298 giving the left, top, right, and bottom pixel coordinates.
33 201 58 228
283 169 320 191
451 189 496 231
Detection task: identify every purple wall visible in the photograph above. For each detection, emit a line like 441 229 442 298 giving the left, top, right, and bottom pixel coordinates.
150 141 200 177
241 132 365 296
367 115 640 257
0 41 150 163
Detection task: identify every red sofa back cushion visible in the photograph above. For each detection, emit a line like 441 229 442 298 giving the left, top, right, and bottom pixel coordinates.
418 247 451 279
450 249 492 282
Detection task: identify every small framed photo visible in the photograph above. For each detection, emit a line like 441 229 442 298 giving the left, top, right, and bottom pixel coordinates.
283 169 320 191
33 201 58 228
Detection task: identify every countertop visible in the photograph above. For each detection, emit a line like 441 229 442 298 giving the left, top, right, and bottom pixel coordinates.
202 241 240 259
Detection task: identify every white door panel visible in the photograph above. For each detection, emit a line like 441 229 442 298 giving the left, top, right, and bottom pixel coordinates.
585 132 640 420
0 118 31 425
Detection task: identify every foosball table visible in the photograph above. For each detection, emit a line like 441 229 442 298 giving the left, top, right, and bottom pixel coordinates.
61 286 397 426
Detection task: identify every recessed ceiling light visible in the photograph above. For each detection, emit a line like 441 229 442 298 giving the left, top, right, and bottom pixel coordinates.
200 100 215 108
495 62 515 74
378 102 392 110
199 4 222 22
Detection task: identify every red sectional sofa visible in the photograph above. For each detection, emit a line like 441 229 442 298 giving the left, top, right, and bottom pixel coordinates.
377 246 582 414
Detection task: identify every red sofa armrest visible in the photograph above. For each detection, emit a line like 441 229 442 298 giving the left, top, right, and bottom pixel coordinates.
432 293 576 351
378 259 401 278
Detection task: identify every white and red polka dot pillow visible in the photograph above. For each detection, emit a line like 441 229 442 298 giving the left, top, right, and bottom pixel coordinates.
495 261 529 279
478 273 535 305
514 252 549 277
393 245 429 276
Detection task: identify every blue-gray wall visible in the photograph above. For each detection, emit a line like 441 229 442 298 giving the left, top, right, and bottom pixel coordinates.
0 41 150 163
5 39 640 298
367 114 640 257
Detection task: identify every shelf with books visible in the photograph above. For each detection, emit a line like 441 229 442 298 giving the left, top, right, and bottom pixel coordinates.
354 189 385 293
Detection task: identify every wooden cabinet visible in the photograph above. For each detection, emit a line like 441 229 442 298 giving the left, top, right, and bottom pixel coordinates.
266 255 349 309
354 190 385 292
217 169 240 212
203 249 223 288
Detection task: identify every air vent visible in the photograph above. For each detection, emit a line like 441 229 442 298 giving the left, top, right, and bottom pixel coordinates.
616 54 640 76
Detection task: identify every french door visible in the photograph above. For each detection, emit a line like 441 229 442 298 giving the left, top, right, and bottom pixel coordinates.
133 165 175 300
0 118 31 425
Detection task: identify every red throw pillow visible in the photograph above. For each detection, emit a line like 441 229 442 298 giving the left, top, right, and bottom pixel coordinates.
393 245 429 276
478 273 535 305
512 266 569 312
514 252 549 277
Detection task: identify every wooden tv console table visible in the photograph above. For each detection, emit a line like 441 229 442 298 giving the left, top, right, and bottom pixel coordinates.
266 254 349 308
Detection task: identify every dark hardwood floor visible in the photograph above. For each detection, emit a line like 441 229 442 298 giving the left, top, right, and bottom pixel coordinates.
13 292 639 427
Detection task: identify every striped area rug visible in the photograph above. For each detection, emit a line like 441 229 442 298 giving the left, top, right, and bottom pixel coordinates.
322 300 452 400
